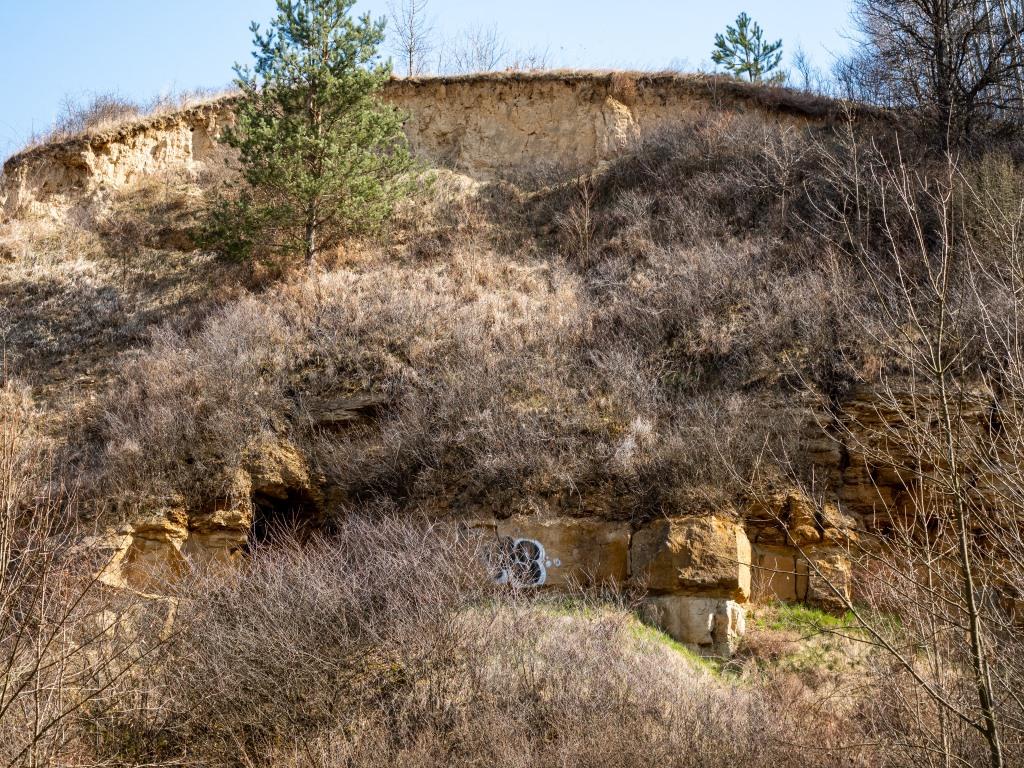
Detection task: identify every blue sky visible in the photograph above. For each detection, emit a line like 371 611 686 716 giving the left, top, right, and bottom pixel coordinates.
0 1 855 160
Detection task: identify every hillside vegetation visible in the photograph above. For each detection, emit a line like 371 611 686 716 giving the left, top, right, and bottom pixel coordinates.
3 73 1024 765
1 109 912 514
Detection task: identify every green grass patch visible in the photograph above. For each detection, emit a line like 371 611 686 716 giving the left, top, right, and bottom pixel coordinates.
627 619 723 675
751 602 858 634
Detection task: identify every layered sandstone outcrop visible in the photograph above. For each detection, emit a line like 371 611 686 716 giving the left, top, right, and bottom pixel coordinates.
1 72 858 217
93 396 911 653
3 72 887 654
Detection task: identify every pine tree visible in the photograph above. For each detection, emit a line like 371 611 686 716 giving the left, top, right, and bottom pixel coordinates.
711 13 783 83
209 0 415 264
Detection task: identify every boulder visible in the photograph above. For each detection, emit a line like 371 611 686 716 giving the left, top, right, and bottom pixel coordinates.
746 490 858 547
630 515 751 601
805 547 853 610
642 595 746 656
787 493 823 545
243 439 318 503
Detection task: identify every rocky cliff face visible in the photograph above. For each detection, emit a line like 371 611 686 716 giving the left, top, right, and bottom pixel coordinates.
96 435 876 656
2 73 878 653
1 103 231 216
1 72 849 217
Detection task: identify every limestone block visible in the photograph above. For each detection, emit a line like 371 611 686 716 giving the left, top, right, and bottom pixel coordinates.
181 531 246 574
117 530 188 594
243 439 314 500
630 516 751 601
752 544 808 603
746 491 857 549
804 438 842 469
97 508 189 593
839 463 898 511
819 503 860 545
494 516 630 588
598 96 640 157
190 502 252 535
787 494 822 545
98 497 251 592
805 548 853 610
642 595 746 656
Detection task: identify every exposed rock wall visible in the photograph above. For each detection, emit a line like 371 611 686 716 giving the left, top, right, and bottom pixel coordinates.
2 72 855 217
1 104 232 216
5 72 882 652
100 498 753 655
97 394 911 652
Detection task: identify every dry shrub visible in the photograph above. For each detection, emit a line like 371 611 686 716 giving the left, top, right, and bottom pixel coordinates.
92 295 298 505
84 247 653 511
90 518 863 768
18 88 231 150
93 171 205 262
1 377 174 768
86 232 802 514
386 170 488 261
297 252 602 500
858 650 1024 767
560 114 885 400
48 93 143 141
73 106 953 519
0 379 48 512
582 114 802 247
81 112 854 515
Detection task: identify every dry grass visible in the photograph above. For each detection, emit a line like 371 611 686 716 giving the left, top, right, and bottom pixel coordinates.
8 89 234 161
0 172 244 398
78 518 869 768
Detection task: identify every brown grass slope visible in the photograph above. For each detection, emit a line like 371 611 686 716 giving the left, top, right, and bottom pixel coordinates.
4 75 1024 767
0 81 968 523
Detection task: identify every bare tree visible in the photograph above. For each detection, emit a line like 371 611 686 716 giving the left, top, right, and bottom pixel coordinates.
441 24 508 74
388 0 434 77
759 140 1024 767
839 0 1024 147
507 46 551 72
790 45 827 93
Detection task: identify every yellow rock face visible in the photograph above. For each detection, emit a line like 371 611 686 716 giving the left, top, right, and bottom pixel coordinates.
751 544 809 602
3 73 829 216
804 548 854 609
493 516 631 588
630 516 752 601
98 501 250 594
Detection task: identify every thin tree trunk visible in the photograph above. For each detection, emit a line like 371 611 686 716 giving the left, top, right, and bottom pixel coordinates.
938 378 1005 768
932 228 1005 767
305 207 317 265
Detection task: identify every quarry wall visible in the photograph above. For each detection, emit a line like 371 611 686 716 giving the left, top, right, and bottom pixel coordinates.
1 71 849 217
2 73 872 653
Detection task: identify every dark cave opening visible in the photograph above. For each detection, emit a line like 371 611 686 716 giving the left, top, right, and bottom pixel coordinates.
248 488 323 549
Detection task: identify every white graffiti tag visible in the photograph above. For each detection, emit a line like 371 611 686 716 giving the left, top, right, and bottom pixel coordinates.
487 537 561 587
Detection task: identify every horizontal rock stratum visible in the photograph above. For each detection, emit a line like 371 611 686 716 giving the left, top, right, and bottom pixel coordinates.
1 71 865 216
